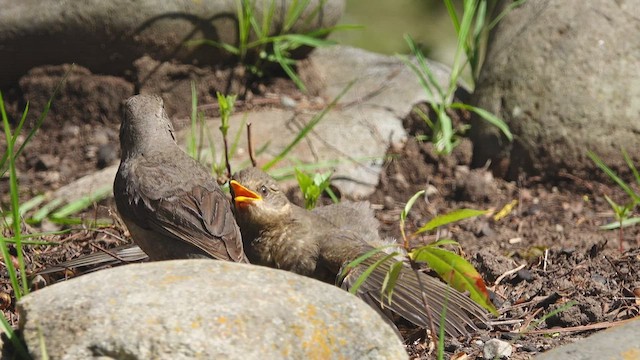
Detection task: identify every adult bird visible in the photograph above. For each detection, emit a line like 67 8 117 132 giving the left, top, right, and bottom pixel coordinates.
230 167 489 337
113 94 247 263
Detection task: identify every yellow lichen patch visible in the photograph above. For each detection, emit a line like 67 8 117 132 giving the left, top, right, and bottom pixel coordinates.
158 274 190 285
300 304 345 360
191 318 202 329
622 348 639 360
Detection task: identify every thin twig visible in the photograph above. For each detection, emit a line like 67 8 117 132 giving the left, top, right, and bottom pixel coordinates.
493 263 526 287
223 131 232 179
411 263 439 345
247 122 257 167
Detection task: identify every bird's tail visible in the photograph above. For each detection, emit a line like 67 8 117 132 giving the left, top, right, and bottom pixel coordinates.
36 244 148 275
339 255 490 337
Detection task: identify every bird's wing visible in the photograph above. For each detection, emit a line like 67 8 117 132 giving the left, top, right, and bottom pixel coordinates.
123 154 247 263
340 255 489 337
141 184 248 263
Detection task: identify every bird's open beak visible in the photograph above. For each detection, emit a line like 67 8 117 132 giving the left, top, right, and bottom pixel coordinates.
230 180 262 206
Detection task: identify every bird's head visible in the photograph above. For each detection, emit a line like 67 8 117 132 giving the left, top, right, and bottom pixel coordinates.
120 94 176 158
230 167 291 228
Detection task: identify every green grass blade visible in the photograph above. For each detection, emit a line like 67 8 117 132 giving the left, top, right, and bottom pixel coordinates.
403 34 446 102
451 102 513 141
185 39 240 55
434 109 454 154
587 151 640 203
50 185 112 219
1 92 29 298
273 43 307 91
0 315 29 360
443 0 460 34
448 0 477 94
415 208 487 234
621 148 640 188
0 102 29 174
599 216 640 230
31 197 65 224
488 0 527 30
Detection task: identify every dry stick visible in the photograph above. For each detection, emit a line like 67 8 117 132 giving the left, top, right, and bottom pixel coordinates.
247 122 257 167
222 131 232 180
411 264 440 345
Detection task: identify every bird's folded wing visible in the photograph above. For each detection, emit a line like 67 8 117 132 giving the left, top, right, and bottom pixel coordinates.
340 256 489 337
143 185 248 263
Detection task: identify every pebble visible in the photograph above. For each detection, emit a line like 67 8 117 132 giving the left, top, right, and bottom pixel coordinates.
483 338 512 359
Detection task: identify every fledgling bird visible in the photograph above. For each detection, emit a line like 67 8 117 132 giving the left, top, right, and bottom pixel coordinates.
113 94 247 262
230 167 489 337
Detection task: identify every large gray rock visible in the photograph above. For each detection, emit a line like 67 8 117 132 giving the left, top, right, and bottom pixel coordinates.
469 0 640 180
535 317 640 360
0 0 345 86
18 260 406 360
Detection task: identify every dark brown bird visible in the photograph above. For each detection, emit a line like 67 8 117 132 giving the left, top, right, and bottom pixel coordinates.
230 167 489 336
113 94 247 262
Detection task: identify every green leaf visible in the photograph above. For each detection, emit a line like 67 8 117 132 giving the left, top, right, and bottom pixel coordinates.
401 190 425 223
415 208 487 234
348 253 397 295
338 246 397 285
410 245 497 315
381 260 404 305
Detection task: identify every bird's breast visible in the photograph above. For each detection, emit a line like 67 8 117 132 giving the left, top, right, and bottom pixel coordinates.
248 226 319 277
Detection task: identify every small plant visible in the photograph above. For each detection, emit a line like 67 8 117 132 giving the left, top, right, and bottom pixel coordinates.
343 190 497 349
400 0 522 154
294 169 337 209
588 149 640 251
0 91 44 359
188 0 358 92
186 83 247 182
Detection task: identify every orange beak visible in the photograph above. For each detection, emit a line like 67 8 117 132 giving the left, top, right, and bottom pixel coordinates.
230 180 262 207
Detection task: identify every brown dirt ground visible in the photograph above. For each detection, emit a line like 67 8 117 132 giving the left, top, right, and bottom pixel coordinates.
1 63 639 359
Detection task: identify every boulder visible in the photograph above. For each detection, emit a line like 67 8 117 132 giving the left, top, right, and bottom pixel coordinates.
0 0 345 86
18 260 406 360
470 0 640 180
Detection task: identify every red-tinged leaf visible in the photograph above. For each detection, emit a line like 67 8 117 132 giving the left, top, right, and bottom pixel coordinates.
410 246 498 315
415 208 487 235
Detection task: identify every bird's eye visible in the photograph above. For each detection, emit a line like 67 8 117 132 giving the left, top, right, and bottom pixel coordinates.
259 186 268 196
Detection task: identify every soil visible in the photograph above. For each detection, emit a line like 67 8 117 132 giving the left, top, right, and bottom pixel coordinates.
1 62 639 360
